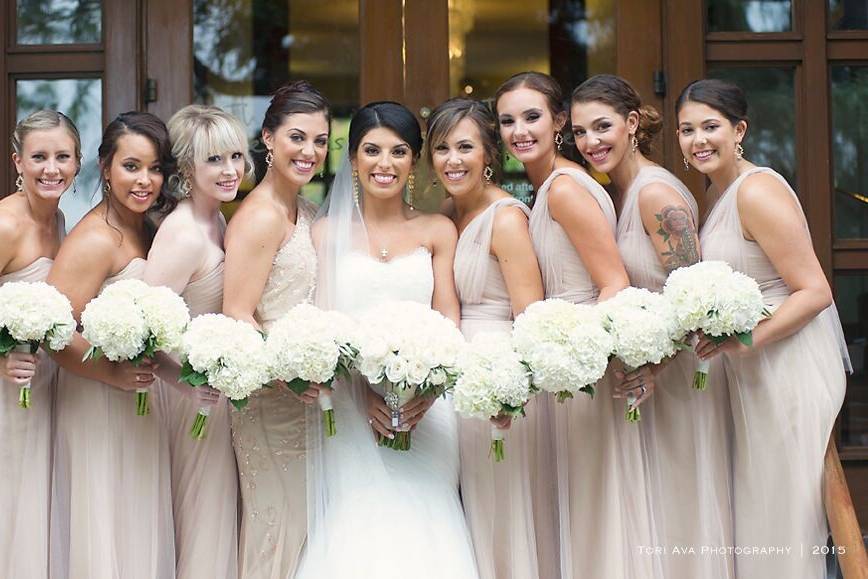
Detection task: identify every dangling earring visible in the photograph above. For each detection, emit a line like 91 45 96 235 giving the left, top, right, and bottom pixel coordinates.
352 169 360 208
15 174 24 192
265 149 274 169
180 174 192 198
407 172 416 210
431 178 439 189
72 177 78 196
554 132 564 151
631 135 639 154
735 143 744 161
103 180 111 194
682 157 690 171
483 165 494 184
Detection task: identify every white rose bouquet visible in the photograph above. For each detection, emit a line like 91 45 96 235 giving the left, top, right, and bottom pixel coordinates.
351 301 464 451
180 314 270 439
266 304 357 437
598 287 682 422
663 261 768 390
511 299 613 402
81 279 190 416
0 281 75 408
453 332 533 462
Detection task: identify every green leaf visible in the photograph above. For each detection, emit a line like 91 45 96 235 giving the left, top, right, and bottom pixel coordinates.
735 332 753 347
82 345 102 362
179 360 209 387
230 397 249 411
285 377 310 395
0 328 16 355
579 384 595 399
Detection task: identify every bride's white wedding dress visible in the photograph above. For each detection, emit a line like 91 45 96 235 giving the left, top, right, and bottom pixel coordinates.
296 246 479 579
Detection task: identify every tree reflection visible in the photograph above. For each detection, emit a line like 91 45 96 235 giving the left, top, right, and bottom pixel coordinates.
16 0 101 44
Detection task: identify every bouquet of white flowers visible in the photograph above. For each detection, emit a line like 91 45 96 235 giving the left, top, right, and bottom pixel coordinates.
598 287 682 422
179 314 270 439
266 304 357 437
663 261 768 390
453 332 533 462
0 281 75 408
511 299 613 402
351 301 464 451
81 279 190 415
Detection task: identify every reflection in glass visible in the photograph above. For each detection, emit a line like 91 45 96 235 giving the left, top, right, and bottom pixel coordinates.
194 0 358 204
835 274 868 448
829 0 868 30
708 67 796 187
832 66 868 239
16 0 101 45
707 0 791 33
16 78 103 230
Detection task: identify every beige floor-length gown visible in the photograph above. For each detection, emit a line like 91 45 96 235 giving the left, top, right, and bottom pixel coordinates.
455 197 540 579
164 261 238 579
530 167 660 579
232 198 317 579
617 165 734 578
51 257 176 579
0 257 58 579
701 167 846 578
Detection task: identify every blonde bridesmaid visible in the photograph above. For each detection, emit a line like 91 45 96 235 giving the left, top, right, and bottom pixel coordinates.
429 98 544 579
679 78 848 579
223 81 328 579
571 74 734 579
0 110 78 579
144 105 248 579
48 111 177 579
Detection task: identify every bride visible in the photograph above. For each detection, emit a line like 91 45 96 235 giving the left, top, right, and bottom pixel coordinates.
297 101 479 579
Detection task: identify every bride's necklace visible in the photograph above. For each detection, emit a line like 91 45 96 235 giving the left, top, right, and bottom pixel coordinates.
366 219 392 262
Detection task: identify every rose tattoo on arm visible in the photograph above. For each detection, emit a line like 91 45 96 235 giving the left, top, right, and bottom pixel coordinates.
656 205 699 271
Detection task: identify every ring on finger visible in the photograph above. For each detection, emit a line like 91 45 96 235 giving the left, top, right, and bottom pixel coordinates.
639 384 647 396
368 418 374 425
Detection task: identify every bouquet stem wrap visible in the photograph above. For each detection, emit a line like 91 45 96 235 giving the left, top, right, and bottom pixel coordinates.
135 387 150 416
14 344 36 409
190 405 210 440
318 390 336 437
490 425 507 462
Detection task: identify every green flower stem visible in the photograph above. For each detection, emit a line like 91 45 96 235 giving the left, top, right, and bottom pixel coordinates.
18 384 31 409
693 358 711 391
490 425 507 462
625 392 641 423
136 389 150 416
379 431 411 450
190 409 209 440
323 409 336 437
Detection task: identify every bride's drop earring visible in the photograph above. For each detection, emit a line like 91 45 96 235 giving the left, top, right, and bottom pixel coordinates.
265 149 274 169
407 172 416 210
352 168 360 208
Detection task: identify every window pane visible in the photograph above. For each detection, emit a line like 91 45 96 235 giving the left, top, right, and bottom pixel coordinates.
708 67 797 187
194 0 359 205
16 0 101 45
829 0 868 30
16 78 103 230
835 273 868 448
707 0 792 33
832 66 868 239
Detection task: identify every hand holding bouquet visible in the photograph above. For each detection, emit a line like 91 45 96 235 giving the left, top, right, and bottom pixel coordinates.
0 281 75 408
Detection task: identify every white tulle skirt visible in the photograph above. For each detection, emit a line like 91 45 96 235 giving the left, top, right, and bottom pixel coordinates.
297 376 479 579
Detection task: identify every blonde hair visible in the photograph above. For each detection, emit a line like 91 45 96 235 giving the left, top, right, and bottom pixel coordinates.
167 105 252 189
11 109 82 167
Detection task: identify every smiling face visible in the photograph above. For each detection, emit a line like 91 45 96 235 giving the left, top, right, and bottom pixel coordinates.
570 100 637 174
12 126 79 201
104 133 164 214
677 101 746 174
352 126 414 202
496 87 565 166
263 111 329 188
430 117 489 198
191 150 245 203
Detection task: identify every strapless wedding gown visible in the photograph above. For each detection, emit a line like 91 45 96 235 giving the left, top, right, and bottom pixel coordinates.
296 247 479 579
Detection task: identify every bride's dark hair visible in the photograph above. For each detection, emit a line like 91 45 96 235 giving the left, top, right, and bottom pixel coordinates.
348 101 423 160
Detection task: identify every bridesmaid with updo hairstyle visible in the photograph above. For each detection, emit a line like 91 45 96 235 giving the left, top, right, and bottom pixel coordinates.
678 78 848 579
145 104 250 579
0 110 79 579
47 111 177 579
222 80 329 579
495 72 656 579
428 97 544 579
571 74 734 579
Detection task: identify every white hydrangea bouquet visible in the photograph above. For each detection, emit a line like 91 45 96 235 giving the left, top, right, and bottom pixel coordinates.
351 301 464 451
81 279 190 416
598 287 682 422
0 281 75 408
179 314 270 439
453 332 533 462
511 299 613 402
663 261 768 390
266 304 358 437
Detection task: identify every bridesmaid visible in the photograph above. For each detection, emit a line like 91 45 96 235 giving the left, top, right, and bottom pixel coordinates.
570 74 734 578
47 111 177 579
679 78 847 578
0 110 79 579
495 71 657 579
144 105 247 579
223 80 328 579
429 98 544 579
